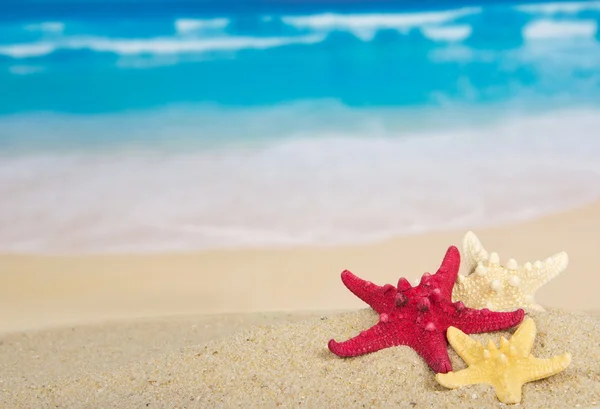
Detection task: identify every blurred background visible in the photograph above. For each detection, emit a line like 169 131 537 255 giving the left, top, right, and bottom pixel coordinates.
1 0 600 255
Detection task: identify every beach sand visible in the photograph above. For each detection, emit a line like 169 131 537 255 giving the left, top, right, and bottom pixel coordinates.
2 200 600 333
1 201 600 407
0 309 598 408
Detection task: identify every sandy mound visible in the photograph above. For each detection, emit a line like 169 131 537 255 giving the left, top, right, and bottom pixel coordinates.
2 309 599 408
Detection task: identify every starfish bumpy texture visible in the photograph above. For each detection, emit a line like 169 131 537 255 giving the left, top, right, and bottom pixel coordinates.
436 317 572 404
454 231 568 312
328 246 525 373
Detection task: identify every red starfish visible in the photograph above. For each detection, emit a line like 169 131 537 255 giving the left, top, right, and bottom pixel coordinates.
328 246 525 373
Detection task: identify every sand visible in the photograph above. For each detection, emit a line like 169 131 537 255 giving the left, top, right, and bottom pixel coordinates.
2 200 600 333
0 309 598 408
1 201 600 407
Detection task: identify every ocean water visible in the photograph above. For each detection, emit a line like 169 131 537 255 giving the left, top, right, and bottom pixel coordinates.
1 0 600 253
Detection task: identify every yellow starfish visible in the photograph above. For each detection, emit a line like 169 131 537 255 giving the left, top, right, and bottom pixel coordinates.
436 317 571 404
453 231 568 311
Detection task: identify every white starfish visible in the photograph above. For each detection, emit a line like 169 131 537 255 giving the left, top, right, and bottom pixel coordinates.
453 231 568 312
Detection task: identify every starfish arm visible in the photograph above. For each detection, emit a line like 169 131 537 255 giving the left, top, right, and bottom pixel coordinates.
446 326 484 365
339 270 396 314
521 354 572 383
510 317 536 357
435 366 487 389
462 231 488 273
528 303 546 312
493 376 525 405
434 246 461 299
328 321 406 357
413 330 454 373
452 308 525 335
529 252 568 290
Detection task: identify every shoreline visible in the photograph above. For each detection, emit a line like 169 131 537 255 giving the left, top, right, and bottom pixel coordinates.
3 107 600 257
1 199 600 333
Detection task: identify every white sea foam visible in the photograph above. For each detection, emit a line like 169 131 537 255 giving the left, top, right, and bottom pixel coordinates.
23 21 65 33
515 1 600 14
0 34 325 58
422 25 472 42
523 19 598 40
1 106 600 254
174 18 230 34
0 42 56 58
281 8 481 31
280 8 480 41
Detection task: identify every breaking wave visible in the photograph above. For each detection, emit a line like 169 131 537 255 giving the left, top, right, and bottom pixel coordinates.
1 2 598 61
1 104 600 254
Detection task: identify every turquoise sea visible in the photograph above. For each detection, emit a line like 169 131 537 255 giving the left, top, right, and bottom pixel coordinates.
1 0 600 253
